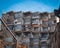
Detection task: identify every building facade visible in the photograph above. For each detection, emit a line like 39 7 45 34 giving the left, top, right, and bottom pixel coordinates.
2 11 58 48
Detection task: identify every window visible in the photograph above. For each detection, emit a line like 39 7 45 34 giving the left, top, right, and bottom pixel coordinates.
40 46 47 48
42 21 48 26
42 15 48 19
34 13 39 16
33 33 39 38
51 16 55 19
48 20 54 26
8 25 13 30
24 32 31 37
32 19 39 24
41 42 47 44
43 27 48 32
41 33 48 40
33 38 39 44
24 19 30 23
30 45 39 48
50 26 55 32
30 38 39 44
34 27 40 31
15 24 22 31
0 21 1 30
15 13 23 19
7 19 13 24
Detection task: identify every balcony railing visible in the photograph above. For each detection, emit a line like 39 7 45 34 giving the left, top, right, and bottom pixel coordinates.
32 16 40 18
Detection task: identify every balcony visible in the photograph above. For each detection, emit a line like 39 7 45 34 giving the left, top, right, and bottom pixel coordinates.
32 16 40 19
25 28 30 31
40 45 48 48
30 38 39 44
14 19 24 25
32 22 40 24
40 33 49 41
15 24 22 31
41 27 50 32
32 27 40 32
33 33 39 38
32 19 40 24
40 38 48 41
24 22 31 24
42 22 48 27
4 37 13 42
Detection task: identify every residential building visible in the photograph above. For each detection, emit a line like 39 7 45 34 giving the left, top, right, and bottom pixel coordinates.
1 11 58 48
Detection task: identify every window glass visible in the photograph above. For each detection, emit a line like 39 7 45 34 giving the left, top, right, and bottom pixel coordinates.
48 20 54 26
24 32 31 37
24 19 30 23
42 21 48 26
34 27 40 31
41 33 48 40
32 19 39 24
34 13 39 16
15 24 22 30
33 33 39 38
41 42 47 44
8 25 13 30
51 16 55 19
0 21 1 30
43 27 48 32
15 13 23 19
40 46 47 48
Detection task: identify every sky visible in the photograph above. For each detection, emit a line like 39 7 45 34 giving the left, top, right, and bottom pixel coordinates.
0 0 60 17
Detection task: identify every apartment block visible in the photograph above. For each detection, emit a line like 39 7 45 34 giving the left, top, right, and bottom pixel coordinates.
1 11 58 48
